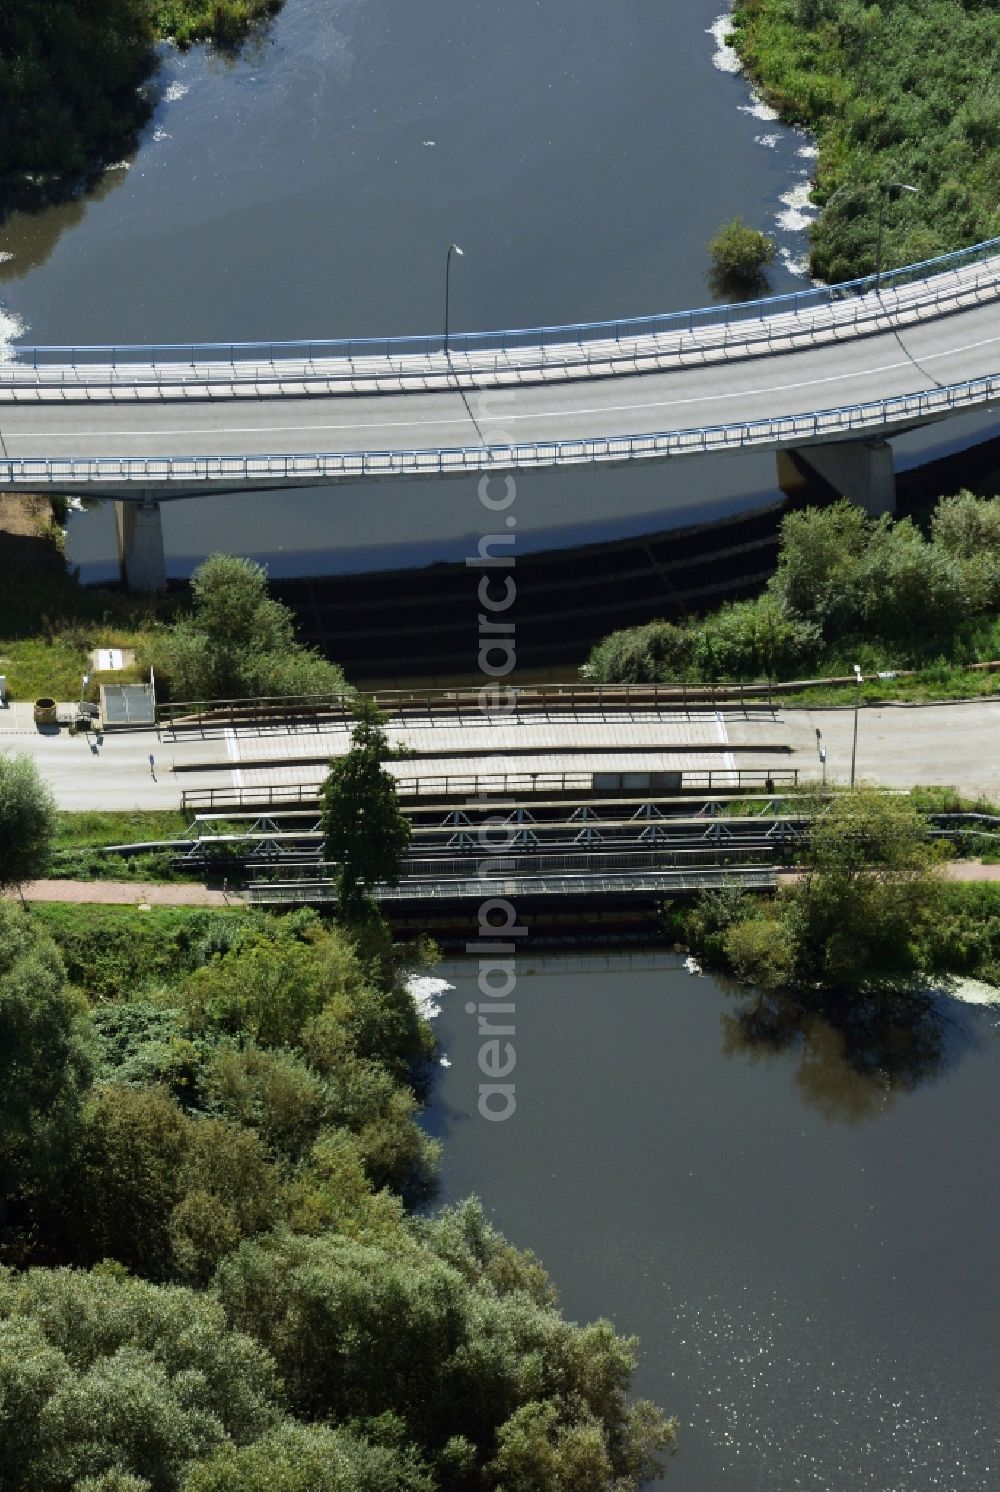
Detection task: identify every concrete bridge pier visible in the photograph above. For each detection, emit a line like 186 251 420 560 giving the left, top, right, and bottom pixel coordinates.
784 438 896 516
116 497 167 592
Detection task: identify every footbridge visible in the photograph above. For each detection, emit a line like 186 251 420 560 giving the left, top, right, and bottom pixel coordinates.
4 238 1000 585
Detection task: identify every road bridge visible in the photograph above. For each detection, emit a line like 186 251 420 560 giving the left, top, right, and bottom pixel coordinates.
3 240 1000 586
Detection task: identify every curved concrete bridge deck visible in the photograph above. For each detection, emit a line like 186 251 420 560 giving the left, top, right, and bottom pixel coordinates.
1 240 999 497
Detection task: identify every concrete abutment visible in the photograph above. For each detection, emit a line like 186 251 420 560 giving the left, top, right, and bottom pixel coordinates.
782 438 896 517
115 497 167 592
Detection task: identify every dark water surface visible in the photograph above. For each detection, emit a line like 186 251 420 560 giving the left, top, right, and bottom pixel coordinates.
1 0 830 578
3 0 995 581
423 956 1000 1491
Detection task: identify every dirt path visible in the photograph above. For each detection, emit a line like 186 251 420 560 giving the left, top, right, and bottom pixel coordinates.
5 880 237 906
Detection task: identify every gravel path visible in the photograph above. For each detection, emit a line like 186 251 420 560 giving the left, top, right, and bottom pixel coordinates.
4 880 237 906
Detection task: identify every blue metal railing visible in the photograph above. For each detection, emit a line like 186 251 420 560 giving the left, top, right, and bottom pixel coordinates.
7 235 1000 371
2 368 998 490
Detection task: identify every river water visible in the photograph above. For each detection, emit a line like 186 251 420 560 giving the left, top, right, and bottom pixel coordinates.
422 955 1000 1491
5 0 992 583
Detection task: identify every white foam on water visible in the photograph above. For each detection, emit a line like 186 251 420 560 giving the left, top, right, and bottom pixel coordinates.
941 977 1000 1008
798 142 819 161
779 246 812 279
755 132 781 150
776 180 818 233
739 99 781 123
164 81 190 104
0 252 13 264
708 13 742 75
105 160 131 173
405 974 454 1022
153 127 172 142
0 303 26 364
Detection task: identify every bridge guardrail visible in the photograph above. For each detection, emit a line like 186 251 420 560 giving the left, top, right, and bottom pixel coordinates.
5 369 1000 490
0 255 995 396
179 766 799 814
6 235 1000 373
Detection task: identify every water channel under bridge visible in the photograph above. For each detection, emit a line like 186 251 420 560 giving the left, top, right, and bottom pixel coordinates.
4 239 1000 586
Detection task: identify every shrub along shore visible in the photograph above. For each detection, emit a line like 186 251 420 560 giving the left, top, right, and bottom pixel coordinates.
0 0 285 183
728 0 1000 281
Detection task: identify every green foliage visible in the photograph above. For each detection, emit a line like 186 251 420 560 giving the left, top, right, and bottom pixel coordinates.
0 1265 282 1490
215 1218 677 1488
585 492 1000 685
0 906 92 1244
322 697 412 908
0 753 57 888
791 785 948 987
708 215 777 288
723 914 799 991
0 899 675 1490
0 0 283 179
678 787 952 993
0 0 154 175
179 1422 434 1492
150 555 347 704
31 905 249 1002
729 0 1000 280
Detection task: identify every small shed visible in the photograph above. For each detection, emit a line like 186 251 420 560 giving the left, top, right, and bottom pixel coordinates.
100 681 156 729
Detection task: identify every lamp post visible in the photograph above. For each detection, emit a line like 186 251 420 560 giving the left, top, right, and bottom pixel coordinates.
444 243 464 355
80 672 90 717
849 663 862 787
874 182 919 291
815 726 827 786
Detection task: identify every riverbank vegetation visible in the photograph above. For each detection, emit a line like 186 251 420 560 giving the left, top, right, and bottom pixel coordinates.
584 493 1000 691
0 540 346 705
0 0 284 184
708 215 776 293
728 0 1000 281
669 786 1000 993
0 900 677 1488
149 554 347 702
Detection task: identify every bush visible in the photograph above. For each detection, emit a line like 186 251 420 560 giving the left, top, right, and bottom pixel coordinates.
696 595 822 679
150 555 347 703
708 216 776 288
0 753 57 889
584 620 698 684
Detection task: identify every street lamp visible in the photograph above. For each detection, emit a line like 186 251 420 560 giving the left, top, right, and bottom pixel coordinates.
874 182 919 291
815 726 827 786
849 663 862 787
825 180 919 292
80 672 90 716
444 243 464 355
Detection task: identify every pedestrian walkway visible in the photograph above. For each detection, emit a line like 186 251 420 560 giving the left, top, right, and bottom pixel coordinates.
4 880 235 906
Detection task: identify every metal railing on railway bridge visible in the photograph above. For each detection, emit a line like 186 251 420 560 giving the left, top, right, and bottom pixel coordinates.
179 766 800 815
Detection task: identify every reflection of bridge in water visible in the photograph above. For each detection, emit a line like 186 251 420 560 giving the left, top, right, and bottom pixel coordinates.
4 239 1000 586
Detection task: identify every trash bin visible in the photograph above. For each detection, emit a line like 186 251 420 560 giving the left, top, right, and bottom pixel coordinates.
33 698 58 727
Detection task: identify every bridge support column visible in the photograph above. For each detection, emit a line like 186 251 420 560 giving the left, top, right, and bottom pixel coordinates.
785 439 896 516
116 498 166 592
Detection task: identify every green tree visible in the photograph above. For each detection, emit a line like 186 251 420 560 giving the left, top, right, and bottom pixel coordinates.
0 905 92 1250
152 555 347 703
321 698 411 909
0 1264 281 1490
180 1422 435 1492
708 216 776 289
790 785 948 988
75 1085 279 1282
0 753 57 890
